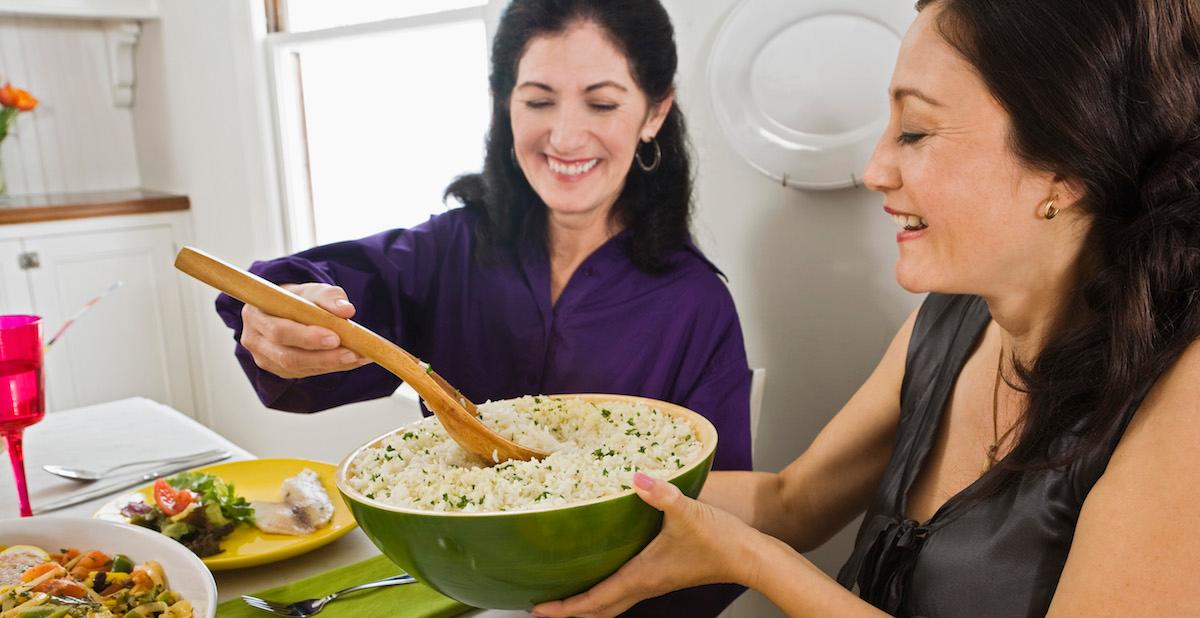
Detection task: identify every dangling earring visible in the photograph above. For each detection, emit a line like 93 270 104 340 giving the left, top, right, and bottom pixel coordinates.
1042 195 1059 220
635 138 661 173
510 146 518 168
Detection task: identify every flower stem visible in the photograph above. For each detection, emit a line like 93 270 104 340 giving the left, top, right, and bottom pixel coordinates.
0 107 18 142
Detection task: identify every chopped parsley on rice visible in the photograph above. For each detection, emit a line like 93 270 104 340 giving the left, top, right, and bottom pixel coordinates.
346 396 704 512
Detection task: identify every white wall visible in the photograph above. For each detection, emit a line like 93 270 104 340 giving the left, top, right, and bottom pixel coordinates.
671 1 922 614
143 1 922 614
0 15 140 194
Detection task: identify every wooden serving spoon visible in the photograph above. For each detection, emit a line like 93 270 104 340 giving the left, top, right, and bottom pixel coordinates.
174 246 549 465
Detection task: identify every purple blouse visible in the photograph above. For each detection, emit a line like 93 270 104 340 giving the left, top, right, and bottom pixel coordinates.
215 208 752 472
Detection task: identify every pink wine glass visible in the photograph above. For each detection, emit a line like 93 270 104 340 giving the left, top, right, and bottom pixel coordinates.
0 315 44 517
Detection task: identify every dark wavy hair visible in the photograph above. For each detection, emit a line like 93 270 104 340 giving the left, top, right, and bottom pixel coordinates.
444 0 693 273
916 0 1200 489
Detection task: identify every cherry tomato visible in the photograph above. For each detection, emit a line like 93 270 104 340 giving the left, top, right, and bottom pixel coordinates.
153 479 194 516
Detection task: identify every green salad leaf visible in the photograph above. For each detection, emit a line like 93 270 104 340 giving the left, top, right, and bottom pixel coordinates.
167 471 256 524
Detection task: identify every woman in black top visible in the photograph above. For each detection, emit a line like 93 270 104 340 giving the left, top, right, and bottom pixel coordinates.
533 1 1200 616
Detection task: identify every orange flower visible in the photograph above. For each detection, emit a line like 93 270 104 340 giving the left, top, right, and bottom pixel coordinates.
0 82 37 111
14 90 36 111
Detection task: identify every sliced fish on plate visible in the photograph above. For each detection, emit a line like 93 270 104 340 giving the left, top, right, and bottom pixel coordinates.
251 469 334 535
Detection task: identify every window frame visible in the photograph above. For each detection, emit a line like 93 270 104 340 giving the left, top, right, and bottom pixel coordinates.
264 4 499 252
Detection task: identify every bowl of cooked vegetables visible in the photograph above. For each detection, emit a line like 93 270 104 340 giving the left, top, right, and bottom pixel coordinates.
0 516 216 617
336 394 718 610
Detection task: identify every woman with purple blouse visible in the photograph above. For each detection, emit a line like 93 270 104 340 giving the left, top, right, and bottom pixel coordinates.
215 1 750 615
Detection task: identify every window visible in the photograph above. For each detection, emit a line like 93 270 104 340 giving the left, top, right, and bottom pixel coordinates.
268 3 494 249
281 0 488 34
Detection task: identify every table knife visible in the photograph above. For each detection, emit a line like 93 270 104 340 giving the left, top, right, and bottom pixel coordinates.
33 449 233 514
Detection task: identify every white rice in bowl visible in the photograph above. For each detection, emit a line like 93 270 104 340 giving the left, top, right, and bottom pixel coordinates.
346 395 705 512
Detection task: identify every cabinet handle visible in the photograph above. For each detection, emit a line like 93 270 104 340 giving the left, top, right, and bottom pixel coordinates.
18 251 40 270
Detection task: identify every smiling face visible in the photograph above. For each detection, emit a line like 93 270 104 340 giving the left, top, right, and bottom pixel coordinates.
863 8 1073 296
510 22 672 222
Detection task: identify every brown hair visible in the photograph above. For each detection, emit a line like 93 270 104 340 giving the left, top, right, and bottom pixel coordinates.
445 0 693 273
917 0 1200 487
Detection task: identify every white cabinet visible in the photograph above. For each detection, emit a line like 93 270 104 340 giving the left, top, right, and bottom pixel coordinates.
0 212 196 416
0 239 33 314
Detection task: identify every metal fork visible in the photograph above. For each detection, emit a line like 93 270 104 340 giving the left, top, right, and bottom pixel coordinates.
240 574 417 616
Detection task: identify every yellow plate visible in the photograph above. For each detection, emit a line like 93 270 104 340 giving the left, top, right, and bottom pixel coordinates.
94 458 357 571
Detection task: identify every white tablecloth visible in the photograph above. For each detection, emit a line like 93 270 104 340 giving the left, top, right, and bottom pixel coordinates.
0 397 255 519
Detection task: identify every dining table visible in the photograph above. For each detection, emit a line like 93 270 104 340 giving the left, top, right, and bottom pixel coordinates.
0 396 532 617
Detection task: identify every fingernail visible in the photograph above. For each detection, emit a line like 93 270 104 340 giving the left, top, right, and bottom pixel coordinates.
633 472 654 490
341 352 357 364
335 299 351 307
322 336 338 347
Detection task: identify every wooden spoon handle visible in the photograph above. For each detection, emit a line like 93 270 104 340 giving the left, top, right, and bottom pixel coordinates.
174 246 546 463
176 247 478 414
175 246 427 386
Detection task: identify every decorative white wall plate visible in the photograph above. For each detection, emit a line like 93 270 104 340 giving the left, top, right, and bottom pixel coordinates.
708 0 916 190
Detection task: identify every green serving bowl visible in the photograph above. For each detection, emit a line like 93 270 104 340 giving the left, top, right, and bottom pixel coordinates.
335 393 717 610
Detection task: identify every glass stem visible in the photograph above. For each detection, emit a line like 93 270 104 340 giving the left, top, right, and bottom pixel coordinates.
5 431 31 517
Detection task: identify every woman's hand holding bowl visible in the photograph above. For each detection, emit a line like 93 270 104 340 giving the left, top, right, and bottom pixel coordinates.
532 472 764 618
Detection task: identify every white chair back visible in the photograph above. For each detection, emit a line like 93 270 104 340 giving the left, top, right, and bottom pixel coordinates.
749 367 767 460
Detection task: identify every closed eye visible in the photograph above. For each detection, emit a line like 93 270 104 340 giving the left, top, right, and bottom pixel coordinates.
896 132 927 146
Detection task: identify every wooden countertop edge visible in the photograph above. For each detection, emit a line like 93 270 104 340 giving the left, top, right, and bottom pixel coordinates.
0 193 190 225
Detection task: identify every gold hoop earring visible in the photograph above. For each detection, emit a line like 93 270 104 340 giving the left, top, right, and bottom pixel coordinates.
1042 195 1059 220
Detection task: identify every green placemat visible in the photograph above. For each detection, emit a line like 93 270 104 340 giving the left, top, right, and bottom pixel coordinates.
216 555 473 618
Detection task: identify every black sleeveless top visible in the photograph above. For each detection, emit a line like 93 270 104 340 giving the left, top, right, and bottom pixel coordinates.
837 294 1150 617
